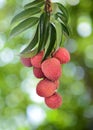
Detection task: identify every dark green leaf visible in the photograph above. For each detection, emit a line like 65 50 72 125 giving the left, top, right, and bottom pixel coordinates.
37 13 50 53
20 25 39 54
11 7 41 25
10 17 39 38
43 23 56 60
42 23 50 48
24 0 44 9
37 13 45 53
61 23 69 37
55 2 69 22
40 13 50 50
56 12 68 24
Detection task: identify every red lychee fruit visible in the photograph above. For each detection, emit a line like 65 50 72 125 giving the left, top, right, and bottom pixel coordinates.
53 47 70 64
45 92 62 109
41 58 61 81
54 80 59 89
33 67 45 78
20 57 32 67
31 51 44 68
36 79 57 97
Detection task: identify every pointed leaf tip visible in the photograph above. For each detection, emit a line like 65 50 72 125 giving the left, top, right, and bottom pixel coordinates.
10 17 39 38
11 7 41 26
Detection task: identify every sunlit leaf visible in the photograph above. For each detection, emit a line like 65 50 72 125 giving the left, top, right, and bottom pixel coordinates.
24 0 44 9
10 17 39 38
20 47 38 58
53 20 63 47
11 7 41 25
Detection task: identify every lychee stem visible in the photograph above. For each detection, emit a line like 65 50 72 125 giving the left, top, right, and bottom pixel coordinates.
45 0 52 14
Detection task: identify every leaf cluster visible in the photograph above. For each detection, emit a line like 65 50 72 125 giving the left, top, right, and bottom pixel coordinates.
10 0 69 59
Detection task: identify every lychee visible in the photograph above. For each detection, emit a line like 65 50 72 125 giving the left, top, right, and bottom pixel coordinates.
41 58 61 81
20 57 32 67
33 67 45 78
31 51 44 68
36 79 57 97
54 80 59 89
53 47 70 64
45 92 62 109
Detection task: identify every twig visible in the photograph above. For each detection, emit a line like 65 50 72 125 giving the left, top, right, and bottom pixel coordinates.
45 0 52 13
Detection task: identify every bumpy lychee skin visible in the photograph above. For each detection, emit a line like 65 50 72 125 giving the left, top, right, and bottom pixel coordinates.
33 67 45 78
31 51 44 68
54 80 59 89
41 58 61 81
36 79 57 97
45 92 62 109
53 47 70 64
20 57 32 67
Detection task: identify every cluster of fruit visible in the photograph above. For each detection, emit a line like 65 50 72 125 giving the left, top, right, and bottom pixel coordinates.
20 47 70 109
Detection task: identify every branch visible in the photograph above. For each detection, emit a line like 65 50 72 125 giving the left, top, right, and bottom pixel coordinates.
45 0 52 13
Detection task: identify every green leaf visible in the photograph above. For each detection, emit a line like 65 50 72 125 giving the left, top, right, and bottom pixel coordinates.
56 12 68 24
37 13 50 53
61 23 69 37
11 7 41 25
20 47 38 58
42 23 50 48
54 2 69 22
37 13 45 53
53 20 63 47
40 13 50 50
10 17 39 38
20 25 39 54
43 23 56 60
24 0 44 9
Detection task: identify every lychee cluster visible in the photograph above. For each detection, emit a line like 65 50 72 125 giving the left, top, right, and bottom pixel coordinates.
20 47 70 109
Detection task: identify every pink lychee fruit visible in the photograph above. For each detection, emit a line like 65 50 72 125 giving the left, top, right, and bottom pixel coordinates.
53 47 70 64
54 80 59 89
45 92 62 109
20 57 32 67
36 78 58 97
41 58 61 81
33 67 45 78
31 51 44 68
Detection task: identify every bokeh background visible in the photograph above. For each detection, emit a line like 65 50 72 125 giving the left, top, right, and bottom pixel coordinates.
0 0 93 130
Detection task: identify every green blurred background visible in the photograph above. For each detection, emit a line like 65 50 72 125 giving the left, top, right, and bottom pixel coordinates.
0 0 93 130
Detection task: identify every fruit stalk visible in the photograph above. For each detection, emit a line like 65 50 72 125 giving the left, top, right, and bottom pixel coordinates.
45 0 52 13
